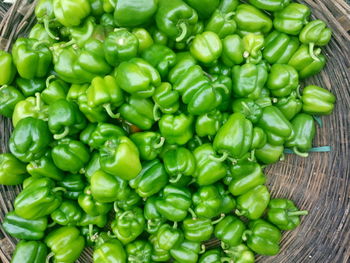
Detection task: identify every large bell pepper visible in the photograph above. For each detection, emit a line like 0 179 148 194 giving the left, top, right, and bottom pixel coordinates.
87 123 126 150
58 173 86 200
221 34 244 67
0 85 24 118
232 99 262 124
144 196 166 234
15 78 45 98
267 64 299 97
214 215 246 247
51 138 90 173
170 240 201 263
51 200 83 226
192 185 223 218
14 178 62 220
156 0 198 42
242 219 281 255
111 207 145 244
255 142 284 164
195 110 225 137
159 113 194 145
45 226 85 263
225 244 255 263
53 0 91 27
248 0 289 11
236 185 270 220
93 237 127 263
155 223 184 251
41 76 69 105
182 217 216 242
78 186 112 216
301 85 336 115
273 3 311 35
130 132 165 161
190 32 222 65
0 50 16 85
152 82 180 117
205 10 236 39
11 240 48 263
274 92 302 120
129 159 168 198
9 117 51 163
0 153 27 185
3 211 47 240
99 136 142 180
126 240 153 263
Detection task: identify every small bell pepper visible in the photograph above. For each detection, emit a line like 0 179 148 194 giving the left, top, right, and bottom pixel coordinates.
198 249 225 263
267 198 308 230
48 99 87 139
130 132 165 161
150 26 169 46
205 10 237 39
51 138 90 173
242 33 264 64
3 211 47 240
93 238 127 263
84 152 101 183
232 99 262 124
170 240 201 263
57 173 86 200
86 75 124 118
78 186 112 216
26 150 65 181
211 74 232 112
193 143 227 185
217 183 236 214
0 85 24 118
221 34 244 67
225 244 255 263
263 30 300 64
301 85 336 115
257 106 293 145
9 117 51 163
144 196 166 234
11 240 48 263
168 52 197 83
14 178 62 220
162 147 196 183
111 207 145 244
155 185 192 222
195 110 224 137
16 78 46 98
88 123 126 150
114 188 142 211
190 32 222 64
248 0 289 11
41 76 70 105
234 4 272 35
273 3 311 35
184 0 219 19
80 123 98 145
141 44 177 79
45 226 85 263
251 127 267 150
267 64 299 97
229 161 266 196
104 29 139 66
29 23 57 44
156 0 198 42
153 82 180 117
89 0 104 17
274 92 302 120
236 185 270 220
132 28 154 53
0 153 27 185
115 58 161 98
192 185 223 218
99 136 142 180
242 219 281 256
53 0 91 27
214 215 246 247
182 217 215 242
51 200 83 226
0 50 16 85
149 234 171 262
255 142 284 164
12 38 52 80
156 223 184 251
114 0 157 27
159 113 194 145
126 240 152 263
285 113 316 156
78 213 108 228
100 13 115 27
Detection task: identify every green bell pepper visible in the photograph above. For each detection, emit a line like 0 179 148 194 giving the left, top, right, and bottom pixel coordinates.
114 187 142 211
251 127 267 150
274 92 302 120
94 238 126 263
190 32 222 64
78 186 112 216
16 78 46 98
184 0 219 19
152 82 180 118
267 198 308 230
130 132 165 161
111 207 145 244
126 240 152 263
0 153 27 185
84 152 101 183
159 113 194 145
255 142 284 164
9 117 51 163
198 249 225 263
150 26 169 46
267 64 299 97
214 215 246 247
78 213 108 228
232 99 262 124
144 196 166 234
57 173 86 200
100 13 115 27
205 10 236 39
301 85 336 115
14 178 62 220
168 52 197 83
28 22 58 44
53 0 91 27
242 219 281 255
273 3 311 35
221 35 244 67
217 183 236 214
155 223 184 251
170 240 201 263
195 110 225 137
3 211 47 240
225 244 255 263
51 200 83 226
88 123 126 150
248 0 289 11
156 0 198 42
11 240 48 263
45 226 85 263
51 138 90 173
132 28 154 53
236 185 270 220
41 76 70 105
0 50 16 85
242 33 264 64
192 185 223 218
99 136 142 180
182 217 216 242
0 85 25 118
149 234 171 262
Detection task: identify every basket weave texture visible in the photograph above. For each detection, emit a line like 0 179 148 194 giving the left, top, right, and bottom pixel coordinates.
1 0 350 262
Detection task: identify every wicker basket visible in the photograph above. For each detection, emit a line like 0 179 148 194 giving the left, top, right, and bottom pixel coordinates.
1 0 350 262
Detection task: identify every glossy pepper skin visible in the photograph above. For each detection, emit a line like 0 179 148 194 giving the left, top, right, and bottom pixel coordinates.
159 113 194 145
130 132 165 161
192 185 222 218
11 240 48 263
149 234 171 262
221 35 244 67
155 223 184 251
156 185 192 222
170 240 201 263
263 30 300 64
3 211 47 240
242 33 264 64
236 185 270 220
58 174 85 200
198 249 223 263
255 142 284 164
301 85 336 115
190 32 222 64
111 207 145 244
129 159 168 198
144 196 166 234
195 110 224 137
156 0 198 42
232 99 262 124
184 0 219 19
9 117 51 163
152 82 180 116
126 240 152 263
104 29 139 66
51 200 83 226
132 28 154 53
251 126 267 150
45 226 85 263
225 244 255 263
267 198 308 230
0 85 25 118
88 123 126 150
51 138 90 173
275 92 302 120
15 78 46 98
0 153 27 185
78 186 112 216
28 22 57 45
94 238 127 263
99 136 142 181
242 219 281 256
182 217 215 242
215 215 246 247
41 77 69 105
53 0 91 27
273 3 311 35
267 64 299 97
205 10 237 39
249 0 289 11
14 178 62 220
78 213 108 228
114 0 158 27
0 50 16 85
12 38 52 80
299 20 332 49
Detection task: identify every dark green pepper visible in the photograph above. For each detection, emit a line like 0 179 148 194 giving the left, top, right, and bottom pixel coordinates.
0 85 25 118
51 200 83 226
144 196 166 234
16 78 46 97
232 99 262 124
11 240 47 263
0 50 16 85
195 110 225 137
198 249 225 263
58 173 86 200
41 76 70 105
301 85 336 115
274 92 302 120
170 240 201 263
130 132 165 161
221 34 244 67
152 82 180 118
190 32 222 64
159 113 194 145
126 240 152 263
192 185 223 218
0 153 27 185
214 215 246 247
78 213 108 228
78 186 112 216
205 10 237 39
149 233 171 262
267 64 299 97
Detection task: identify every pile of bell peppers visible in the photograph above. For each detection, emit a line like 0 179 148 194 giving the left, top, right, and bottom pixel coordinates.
0 0 336 262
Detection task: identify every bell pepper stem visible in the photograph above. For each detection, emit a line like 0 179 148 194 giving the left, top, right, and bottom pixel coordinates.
0 85 7 90
248 150 256 162
173 221 178 229
209 152 229 162
188 208 197 219
52 187 67 193
242 230 252 242
288 210 309 216
46 75 56 88
114 201 120 213
224 12 235 20
153 104 161 121
213 83 230 95
279 153 285 161
43 18 59 40
309 43 320 61
221 241 230 250
169 174 183 184
35 92 41 111
221 257 234 263
103 103 120 119
153 136 165 149
212 213 225 225
199 244 206 254
235 209 245 217
59 39 75 48
186 35 195 45
47 221 57 228
203 71 214 81
53 126 70 140
243 51 250 59
293 146 309 157
46 252 54 263
296 85 302 99
176 22 188 42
